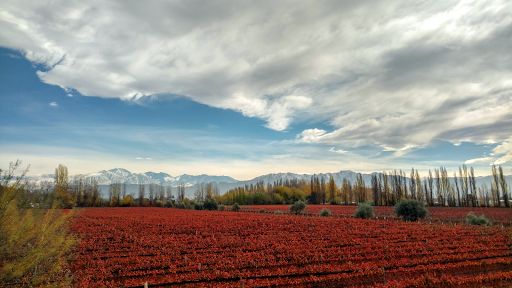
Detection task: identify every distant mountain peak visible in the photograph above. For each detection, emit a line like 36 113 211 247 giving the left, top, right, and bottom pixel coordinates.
25 168 239 186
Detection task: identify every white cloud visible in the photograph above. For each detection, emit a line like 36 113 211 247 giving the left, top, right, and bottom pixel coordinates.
222 94 312 131
492 139 512 165
49 102 58 107
0 0 511 142
464 157 494 164
329 147 347 154
296 128 327 143
135 157 143 160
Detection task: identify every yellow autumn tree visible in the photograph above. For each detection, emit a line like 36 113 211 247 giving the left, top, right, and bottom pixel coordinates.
54 164 75 209
0 160 79 287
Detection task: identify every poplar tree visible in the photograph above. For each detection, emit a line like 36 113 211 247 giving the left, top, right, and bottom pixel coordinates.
498 166 509 208
328 176 336 202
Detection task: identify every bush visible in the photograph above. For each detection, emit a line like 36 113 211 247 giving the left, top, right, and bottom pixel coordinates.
186 203 194 210
289 200 306 215
203 198 218 211
274 210 284 215
177 202 186 209
232 202 240 212
466 213 492 226
194 202 204 210
354 203 374 219
259 209 266 213
218 204 226 211
120 195 135 207
165 201 173 208
319 208 332 217
394 199 428 221
0 160 78 286
155 200 164 207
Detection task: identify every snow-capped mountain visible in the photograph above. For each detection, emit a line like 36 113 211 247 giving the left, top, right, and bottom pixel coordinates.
26 168 511 196
27 168 238 186
246 171 376 186
215 171 512 194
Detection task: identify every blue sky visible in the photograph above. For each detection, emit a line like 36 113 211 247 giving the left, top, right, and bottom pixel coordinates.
1 0 511 180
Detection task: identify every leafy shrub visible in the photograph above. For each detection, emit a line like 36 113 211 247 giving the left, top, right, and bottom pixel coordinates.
186 203 194 210
319 208 332 217
203 198 218 211
394 199 428 221
120 195 135 207
466 213 492 226
218 204 226 211
274 210 284 215
194 202 204 210
259 209 266 213
354 203 374 219
155 200 164 207
165 201 173 208
289 200 306 215
232 202 240 212
177 202 186 209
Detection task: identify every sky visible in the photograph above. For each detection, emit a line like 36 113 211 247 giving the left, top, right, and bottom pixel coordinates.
0 0 511 180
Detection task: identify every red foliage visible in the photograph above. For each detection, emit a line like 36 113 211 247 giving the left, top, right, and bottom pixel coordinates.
250 205 512 224
70 207 512 287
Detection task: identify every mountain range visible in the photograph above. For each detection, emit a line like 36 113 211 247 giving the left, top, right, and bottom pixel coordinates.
30 168 238 186
28 168 511 199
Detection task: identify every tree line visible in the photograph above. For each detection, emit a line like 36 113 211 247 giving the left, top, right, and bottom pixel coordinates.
214 165 510 208
6 162 511 209
13 163 222 208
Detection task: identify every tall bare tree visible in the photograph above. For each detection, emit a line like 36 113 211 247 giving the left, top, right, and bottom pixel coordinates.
409 168 416 200
165 185 173 202
469 167 477 207
498 166 509 208
138 183 145 206
453 172 461 207
491 165 500 207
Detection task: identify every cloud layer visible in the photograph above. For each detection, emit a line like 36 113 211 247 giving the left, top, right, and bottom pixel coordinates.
1 0 511 154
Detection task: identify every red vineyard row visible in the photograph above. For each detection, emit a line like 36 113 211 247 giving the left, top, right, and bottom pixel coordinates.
246 205 512 223
70 207 512 287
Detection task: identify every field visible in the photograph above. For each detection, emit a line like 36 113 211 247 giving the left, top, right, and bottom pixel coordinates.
70 207 512 287
247 205 512 225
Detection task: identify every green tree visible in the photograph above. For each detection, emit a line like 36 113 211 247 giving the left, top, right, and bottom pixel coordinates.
54 164 75 209
203 198 218 211
232 202 240 212
354 203 374 219
289 200 306 215
394 199 428 221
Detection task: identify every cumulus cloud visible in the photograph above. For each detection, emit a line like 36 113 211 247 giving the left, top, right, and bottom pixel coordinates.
492 139 512 165
49 102 58 107
0 0 511 143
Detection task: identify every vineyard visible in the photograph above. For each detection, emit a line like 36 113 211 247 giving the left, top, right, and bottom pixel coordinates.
70 207 512 287
247 205 512 225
